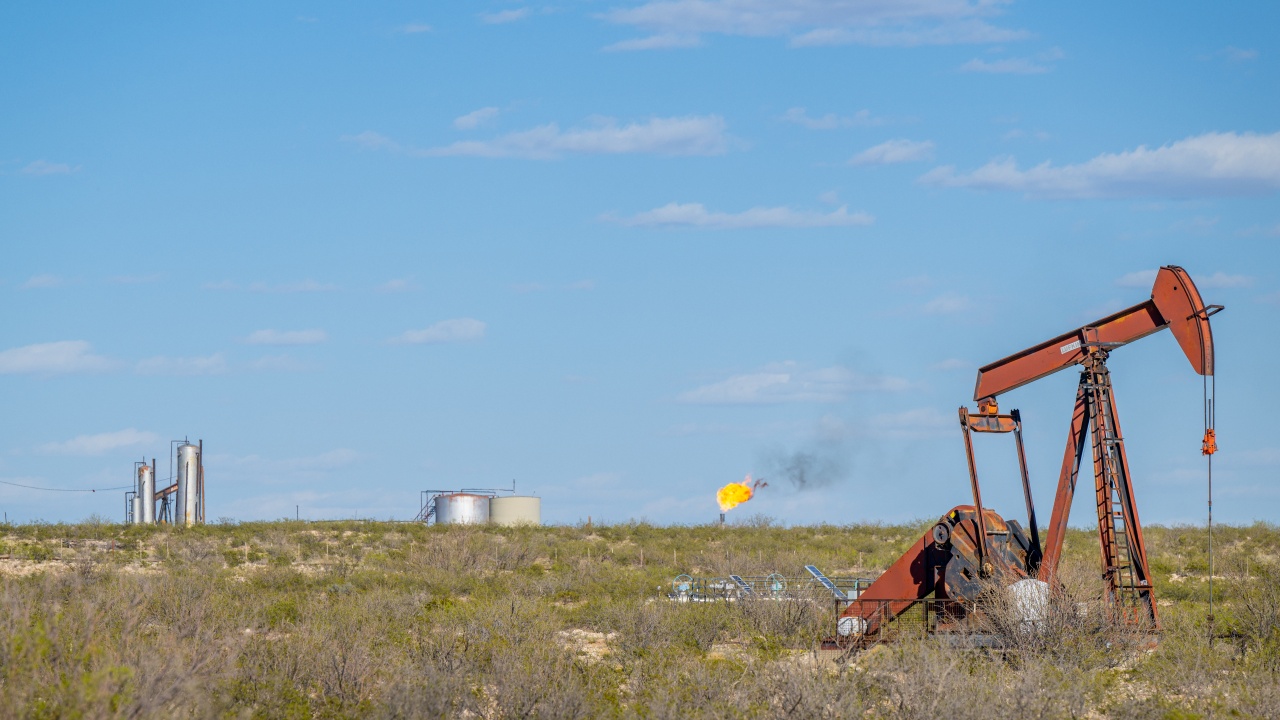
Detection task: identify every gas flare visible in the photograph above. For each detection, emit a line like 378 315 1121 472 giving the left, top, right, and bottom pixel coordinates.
717 475 767 513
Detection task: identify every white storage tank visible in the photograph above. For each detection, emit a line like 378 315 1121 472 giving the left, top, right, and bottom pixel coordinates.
175 443 200 527
489 496 541 527
138 463 156 524
434 493 490 525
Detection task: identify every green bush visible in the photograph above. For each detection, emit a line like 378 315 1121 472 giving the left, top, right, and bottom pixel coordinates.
0 520 1274 717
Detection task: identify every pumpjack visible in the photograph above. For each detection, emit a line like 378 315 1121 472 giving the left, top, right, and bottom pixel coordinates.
836 266 1221 648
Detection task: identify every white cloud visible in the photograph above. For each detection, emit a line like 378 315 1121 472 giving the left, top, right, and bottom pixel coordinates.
959 57 1050 74
1003 128 1052 141
376 278 418 293
920 131 1280 199
1198 272 1254 289
394 318 487 344
873 407 952 428
1238 222 1280 237
603 34 702 51
20 274 64 289
611 202 873 229
454 107 500 129
344 131 401 151
897 274 933 291
921 293 972 314
108 273 163 285
961 47 1062 74
38 428 158 456
205 280 339 293
679 363 908 404
22 159 80 175
243 329 328 345
252 280 338 293
481 8 530 24
210 449 359 484
135 354 228 376
1115 269 1158 288
1172 215 1219 233
1238 448 1280 466
602 0 1027 49
1223 46 1258 62
781 107 885 129
932 358 971 371
790 22 1025 47
867 407 954 438
282 448 359 471
248 355 310 372
399 23 432 34
515 279 597 293
850 139 935 165
0 341 115 375
422 115 730 159
1115 269 1252 290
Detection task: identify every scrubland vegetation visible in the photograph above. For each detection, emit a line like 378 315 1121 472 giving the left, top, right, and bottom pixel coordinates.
1 517 1278 718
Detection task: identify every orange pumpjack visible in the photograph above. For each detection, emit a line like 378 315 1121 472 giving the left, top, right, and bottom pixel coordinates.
835 266 1222 650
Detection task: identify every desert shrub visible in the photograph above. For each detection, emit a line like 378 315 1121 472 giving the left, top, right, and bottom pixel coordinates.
1232 560 1280 670
0 519 1276 717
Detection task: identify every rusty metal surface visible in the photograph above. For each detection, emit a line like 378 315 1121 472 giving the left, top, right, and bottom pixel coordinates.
1011 410 1041 569
972 265 1217 402
972 299 1164 400
1092 365 1157 626
1042 380 1088 576
836 506 1034 645
958 408 991 562
1151 265 1215 376
1039 357 1157 627
958 404 1043 573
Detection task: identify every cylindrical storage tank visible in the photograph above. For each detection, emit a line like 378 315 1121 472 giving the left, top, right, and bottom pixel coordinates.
138 464 156 524
175 443 200 526
433 493 490 525
131 496 143 525
489 496 541 527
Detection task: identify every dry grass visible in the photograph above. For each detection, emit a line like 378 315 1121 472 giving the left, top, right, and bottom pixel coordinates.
0 519 1275 718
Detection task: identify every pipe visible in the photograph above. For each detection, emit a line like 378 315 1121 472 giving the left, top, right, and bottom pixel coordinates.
198 439 204 524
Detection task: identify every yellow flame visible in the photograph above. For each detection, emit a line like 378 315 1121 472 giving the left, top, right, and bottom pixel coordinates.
717 474 766 513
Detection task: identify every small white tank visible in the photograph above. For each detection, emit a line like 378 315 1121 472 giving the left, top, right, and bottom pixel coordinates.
433 493 490 525
489 496 541 526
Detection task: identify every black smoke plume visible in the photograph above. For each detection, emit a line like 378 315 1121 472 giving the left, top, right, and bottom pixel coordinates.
762 440 849 491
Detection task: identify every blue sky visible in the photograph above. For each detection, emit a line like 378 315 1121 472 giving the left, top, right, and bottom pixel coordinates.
2 1 1277 527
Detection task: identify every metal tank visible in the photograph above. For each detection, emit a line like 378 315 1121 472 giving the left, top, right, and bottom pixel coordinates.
131 495 143 525
138 463 156 524
175 443 200 526
433 493 490 525
489 496 541 527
